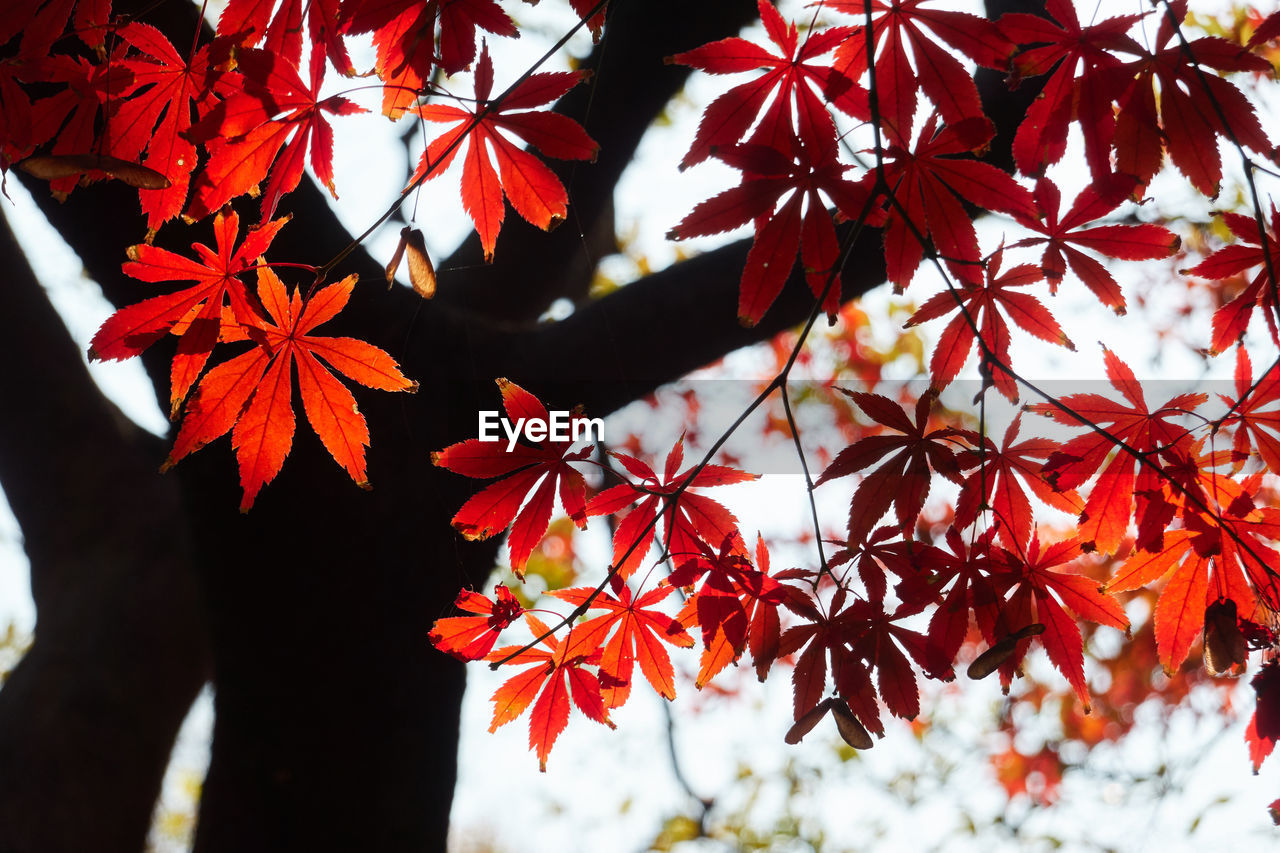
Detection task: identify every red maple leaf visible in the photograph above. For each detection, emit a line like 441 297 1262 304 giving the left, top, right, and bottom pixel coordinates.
410 43 598 261
668 0 865 170
91 208 289 414
1221 346 1280 472
999 0 1144 179
905 244 1072 401
1011 175 1182 315
836 597 933 721
1114 0 1273 197
567 0 608 40
0 60 33 171
829 525 942 606
1183 206 1280 354
1107 530 1205 671
869 115 1036 289
1 2 118 171
219 0 355 76
431 379 593 575
923 526 1003 679
1249 10 1280 49
778 585 869 724
166 266 417 511
1107 474 1280 672
429 584 525 660
551 580 694 708
954 414 1084 551
1028 347 1205 554
1248 659 1280 771
487 613 611 772
815 389 962 543
24 46 132 197
340 0 518 116
584 437 757 578
668 138 870 326
187 47 365 221
744 535 792 681
827 0 1015 141
110 24 240 232
998 536 1128 710
669 535 787 688
3 0 84 60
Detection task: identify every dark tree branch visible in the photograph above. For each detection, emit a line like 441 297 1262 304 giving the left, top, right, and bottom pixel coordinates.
0 215 209 853
517 221 887 418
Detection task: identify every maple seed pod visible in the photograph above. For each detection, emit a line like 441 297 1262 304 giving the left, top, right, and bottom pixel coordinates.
1203 599 1248 677
18 154 171 190
785 698 834 745
967 624 1045 680
832 701 874 750
385 227 437 299
967 637 1016 680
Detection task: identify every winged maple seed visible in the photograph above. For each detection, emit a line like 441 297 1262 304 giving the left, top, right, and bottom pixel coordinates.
16 153 169 191
967 623 1046 681
384 226 437 299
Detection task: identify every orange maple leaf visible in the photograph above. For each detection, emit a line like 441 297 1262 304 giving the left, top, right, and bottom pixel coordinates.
488 614 612 772
552 581 694 708
410 42 598 261
167 266 416 510
91 208 288 416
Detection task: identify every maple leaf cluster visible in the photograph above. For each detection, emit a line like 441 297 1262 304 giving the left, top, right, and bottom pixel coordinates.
3 0 607 508
419 0 1280 800
12 0 1280 818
